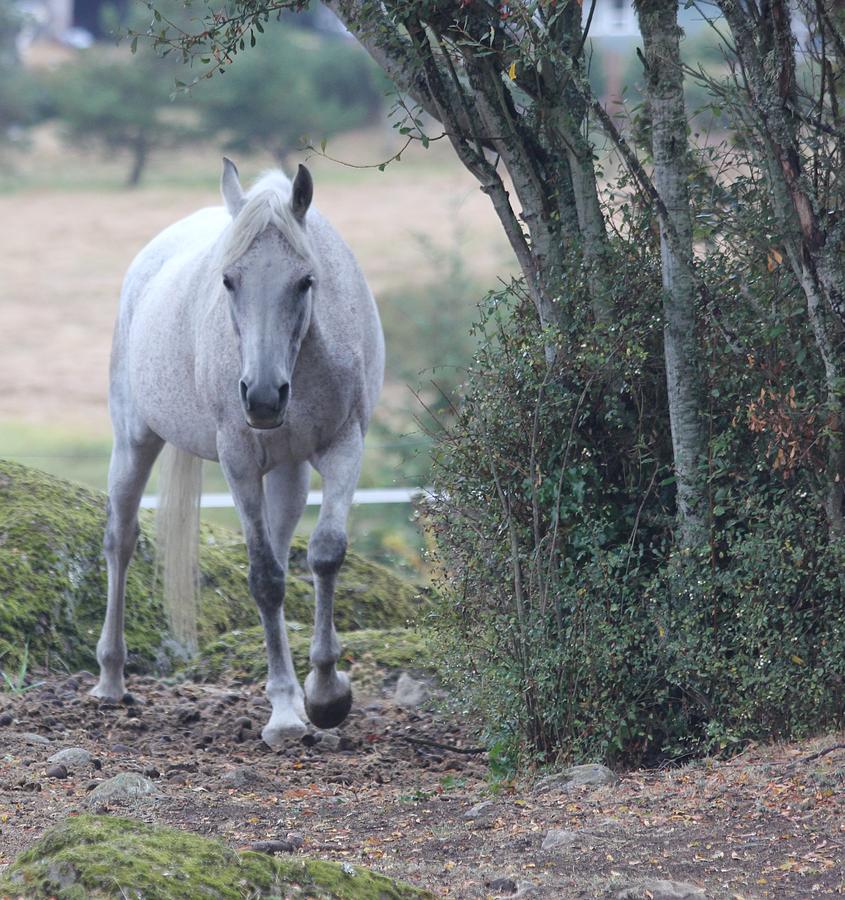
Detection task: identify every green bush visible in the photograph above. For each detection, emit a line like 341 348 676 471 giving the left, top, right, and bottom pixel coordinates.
427 223 845 767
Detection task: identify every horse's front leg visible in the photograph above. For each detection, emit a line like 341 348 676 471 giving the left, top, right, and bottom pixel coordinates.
304 428 363 729
219 443 306 745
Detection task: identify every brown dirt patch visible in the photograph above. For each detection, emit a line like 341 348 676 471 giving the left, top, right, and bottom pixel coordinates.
1 672 844 898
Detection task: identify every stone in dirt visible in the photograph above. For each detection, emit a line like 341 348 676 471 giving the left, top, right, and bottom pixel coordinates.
540 828 579 850
0 815 434 898
21 732 52 746
487 876 518 895
85 772 158 808
47 747 93 769
464 800 495 820
45 764 68 780
533 763 617 794
248 839 295 854
615 879 706 899
394 673 429 709
222 766 263 789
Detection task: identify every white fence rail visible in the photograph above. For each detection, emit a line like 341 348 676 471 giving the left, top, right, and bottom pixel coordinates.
139 487 431 510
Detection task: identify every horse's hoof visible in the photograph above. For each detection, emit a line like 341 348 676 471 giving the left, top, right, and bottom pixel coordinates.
304 671 352 729
89 681 125 702
261 717 308 748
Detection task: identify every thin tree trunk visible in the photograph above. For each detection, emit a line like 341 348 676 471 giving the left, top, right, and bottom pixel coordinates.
718 0 845 535
637 0 709 549
127 131 148 188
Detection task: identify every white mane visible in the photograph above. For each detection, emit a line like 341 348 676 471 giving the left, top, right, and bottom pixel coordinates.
221 170 314 269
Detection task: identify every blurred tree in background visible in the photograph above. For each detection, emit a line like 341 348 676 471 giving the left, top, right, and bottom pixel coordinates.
193 24 386 167
0 0 44 152
50 45 191 185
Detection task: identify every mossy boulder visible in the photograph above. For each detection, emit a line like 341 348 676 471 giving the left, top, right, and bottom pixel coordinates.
0 459 426 675
189 624 432 684
0 815 434 899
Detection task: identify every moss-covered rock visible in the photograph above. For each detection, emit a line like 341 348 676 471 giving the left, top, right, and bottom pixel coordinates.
0 815 434 899
189 624 432 683
0 459 426 675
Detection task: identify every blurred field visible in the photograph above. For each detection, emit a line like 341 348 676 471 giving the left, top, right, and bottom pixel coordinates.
0 125 513 428
0 124 515 566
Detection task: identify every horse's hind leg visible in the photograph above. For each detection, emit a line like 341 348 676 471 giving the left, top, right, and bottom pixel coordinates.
91 429 163 700
304 427 362 729
219 444 307 745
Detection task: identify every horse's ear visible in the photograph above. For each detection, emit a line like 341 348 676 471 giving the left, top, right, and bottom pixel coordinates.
221 157 245 217
291 164 313 223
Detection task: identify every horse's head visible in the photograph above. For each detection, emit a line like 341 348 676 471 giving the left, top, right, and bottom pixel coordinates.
219 158 316 430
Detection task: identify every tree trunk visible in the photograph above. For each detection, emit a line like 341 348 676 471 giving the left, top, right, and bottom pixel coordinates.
637 0 709 549
127 131 148 188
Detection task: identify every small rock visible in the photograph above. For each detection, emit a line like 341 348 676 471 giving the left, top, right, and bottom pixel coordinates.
247 839 294 855
46 764 68 779
48 748 93 769
615 879 706 900
464 800 495 820
0 712 13 726
85 772 157 808
533 764 617 794
487 877 518 895
541 828 579 850
110 743 132 754
21 732 52 746
393 673 428 709
222 766 261 789
233 716 252 730
315 730 341 752
286 831 305 849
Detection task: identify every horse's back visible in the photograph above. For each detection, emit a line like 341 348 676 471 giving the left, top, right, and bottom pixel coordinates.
120 207 229 317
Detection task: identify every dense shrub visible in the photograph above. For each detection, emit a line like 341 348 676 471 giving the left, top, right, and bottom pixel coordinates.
427 210 845 767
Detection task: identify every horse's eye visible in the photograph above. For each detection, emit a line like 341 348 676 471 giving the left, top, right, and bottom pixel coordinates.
222 274 235 292
299 275 314 293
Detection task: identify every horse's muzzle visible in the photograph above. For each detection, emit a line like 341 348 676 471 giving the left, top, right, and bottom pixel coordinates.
240 379 290 430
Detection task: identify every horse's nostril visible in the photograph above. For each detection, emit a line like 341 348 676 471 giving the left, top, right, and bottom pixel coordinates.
279 383 290 408
239 380 251 411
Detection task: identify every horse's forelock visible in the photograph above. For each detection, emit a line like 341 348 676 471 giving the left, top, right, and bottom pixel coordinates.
221 171 315 270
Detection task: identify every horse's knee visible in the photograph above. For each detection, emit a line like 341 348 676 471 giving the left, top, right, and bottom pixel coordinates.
249 558 286 611
308 528 347 578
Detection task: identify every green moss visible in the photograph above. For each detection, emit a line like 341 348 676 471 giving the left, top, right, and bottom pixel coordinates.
0 459 427 675
188 624 432 683
0 815 434 899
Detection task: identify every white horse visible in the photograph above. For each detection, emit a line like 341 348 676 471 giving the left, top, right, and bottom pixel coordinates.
91 159 384 746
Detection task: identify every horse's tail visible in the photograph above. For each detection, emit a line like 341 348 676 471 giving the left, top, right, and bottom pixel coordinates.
155 444 202 654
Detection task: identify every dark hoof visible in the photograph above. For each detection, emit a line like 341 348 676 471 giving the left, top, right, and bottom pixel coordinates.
304 689 352 729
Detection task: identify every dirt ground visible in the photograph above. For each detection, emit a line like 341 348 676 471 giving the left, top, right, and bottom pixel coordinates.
1 671 844 898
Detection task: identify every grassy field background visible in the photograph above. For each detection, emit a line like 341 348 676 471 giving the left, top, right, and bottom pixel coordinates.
0 123 515 571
